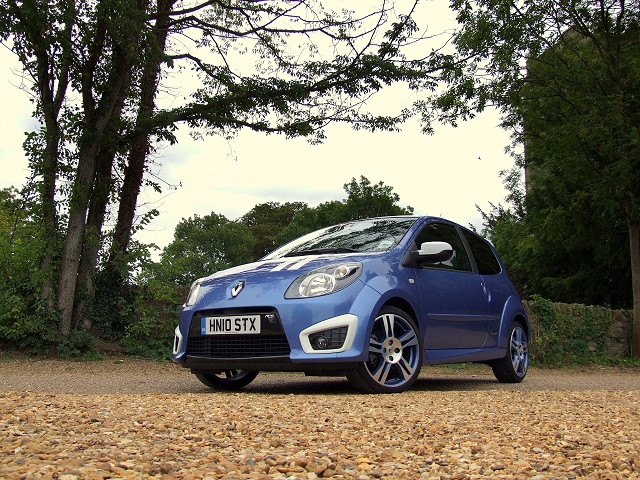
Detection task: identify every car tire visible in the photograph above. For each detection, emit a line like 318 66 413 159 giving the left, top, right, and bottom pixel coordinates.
346 306 423 394
194 370 259 390
492 321 529 383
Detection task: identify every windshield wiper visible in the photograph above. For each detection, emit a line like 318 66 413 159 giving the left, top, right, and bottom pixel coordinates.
283 247 360 257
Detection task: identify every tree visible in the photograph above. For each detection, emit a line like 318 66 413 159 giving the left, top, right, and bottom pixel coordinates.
144 175 412 284
240 202 307 259
277 176 414 245
276 200 348 246
342 176 414 220
437 0 640 357
479 168 632 309
0 188 20 235
143 213 255 286
0 0 456 342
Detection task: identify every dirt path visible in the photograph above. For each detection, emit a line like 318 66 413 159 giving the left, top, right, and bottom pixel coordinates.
1 358 639 394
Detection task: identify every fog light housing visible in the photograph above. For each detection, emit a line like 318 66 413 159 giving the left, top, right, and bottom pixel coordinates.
299 314 358 354
172 325 183 356
309 327 347 351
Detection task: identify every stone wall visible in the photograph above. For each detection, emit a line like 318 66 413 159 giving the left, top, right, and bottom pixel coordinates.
522 299 633 363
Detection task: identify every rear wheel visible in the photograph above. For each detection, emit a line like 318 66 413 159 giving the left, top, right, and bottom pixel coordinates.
492 322 528 383
347 306 422 394
195 370 259 390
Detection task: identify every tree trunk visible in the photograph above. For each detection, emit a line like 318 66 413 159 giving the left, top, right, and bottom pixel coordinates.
72 70 132 332
629 218 640 358
57 144 102 337
109 138 148 269
57 55 133 337
109 0 176 272
38 115 61 310
72 147 116 331
35 51 70 310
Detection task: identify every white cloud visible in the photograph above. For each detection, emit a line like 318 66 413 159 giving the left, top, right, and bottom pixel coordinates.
0 47 37 189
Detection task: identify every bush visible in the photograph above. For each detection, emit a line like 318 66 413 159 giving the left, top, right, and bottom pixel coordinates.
118 284 185 360
57 329 100 360
0 290 58 354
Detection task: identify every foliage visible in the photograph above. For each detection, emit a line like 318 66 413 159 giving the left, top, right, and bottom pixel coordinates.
241 202 307 260
278 176 414 245
342 176 414 221
480 168 632 309
276 201 349 247
0 188 57 353
57 329 100 361
142 213 255 286
118 285 181 360
525 296 633 365
0 293 59 355
143 175 413 286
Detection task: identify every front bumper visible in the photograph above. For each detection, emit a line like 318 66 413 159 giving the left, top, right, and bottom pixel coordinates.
173 310 361 371
172 282 386 370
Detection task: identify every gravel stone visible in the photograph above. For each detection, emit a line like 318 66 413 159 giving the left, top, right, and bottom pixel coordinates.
0 359 639 479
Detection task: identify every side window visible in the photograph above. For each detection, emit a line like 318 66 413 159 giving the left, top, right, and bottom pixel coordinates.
414 223 472 272
462 230 502 275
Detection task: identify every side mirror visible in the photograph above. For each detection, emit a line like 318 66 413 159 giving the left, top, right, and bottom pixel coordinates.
416 241 453 263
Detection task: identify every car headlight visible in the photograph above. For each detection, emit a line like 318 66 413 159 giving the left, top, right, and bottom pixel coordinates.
184 279 203 307
285 263 362 299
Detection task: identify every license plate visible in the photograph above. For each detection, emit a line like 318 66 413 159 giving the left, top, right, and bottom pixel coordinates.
201 315 261 335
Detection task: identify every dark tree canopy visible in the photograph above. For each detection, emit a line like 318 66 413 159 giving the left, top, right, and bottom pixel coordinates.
277 176 414 245
142 175 413 285
240 202 307 260
479 169 632 309
440 0 640 355
144 213 255 286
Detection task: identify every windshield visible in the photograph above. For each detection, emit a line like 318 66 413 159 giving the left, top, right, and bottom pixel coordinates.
264 217 418 259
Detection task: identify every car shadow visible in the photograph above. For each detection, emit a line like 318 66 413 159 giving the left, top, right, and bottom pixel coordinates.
194 372 504 395
413 375 502 391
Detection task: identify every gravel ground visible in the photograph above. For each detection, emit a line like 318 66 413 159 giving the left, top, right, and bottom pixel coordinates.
1 359 639 479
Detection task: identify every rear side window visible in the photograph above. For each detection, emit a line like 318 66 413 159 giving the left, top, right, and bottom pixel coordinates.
462 230 502 275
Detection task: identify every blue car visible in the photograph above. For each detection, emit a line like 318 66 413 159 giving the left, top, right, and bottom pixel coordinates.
172 216 529 393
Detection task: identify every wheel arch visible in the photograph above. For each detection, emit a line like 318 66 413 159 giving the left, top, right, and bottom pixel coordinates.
513 313 529 339
360 275 422 339
498 296 530 350
381 296 419 331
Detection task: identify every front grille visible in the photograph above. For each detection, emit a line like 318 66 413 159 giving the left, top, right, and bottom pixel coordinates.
186 308 291 359
187 335 290 358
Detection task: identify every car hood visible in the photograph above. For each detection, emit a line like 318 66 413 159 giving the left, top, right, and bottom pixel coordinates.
193 254 375 308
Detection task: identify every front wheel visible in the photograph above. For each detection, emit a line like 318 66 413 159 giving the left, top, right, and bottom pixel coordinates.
195 370 259 390
347 306 423 394
492 322 528 383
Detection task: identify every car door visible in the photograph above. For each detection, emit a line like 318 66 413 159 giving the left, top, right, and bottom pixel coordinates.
410 222 490 350
460 228 511 348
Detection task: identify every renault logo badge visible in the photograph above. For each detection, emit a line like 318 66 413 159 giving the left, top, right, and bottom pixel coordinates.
231 281 245 298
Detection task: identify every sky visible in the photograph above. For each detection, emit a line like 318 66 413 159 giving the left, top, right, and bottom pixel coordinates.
0 2 516 259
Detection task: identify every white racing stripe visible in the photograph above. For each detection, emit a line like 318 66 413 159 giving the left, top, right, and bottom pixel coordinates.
207 256 316 277
288 258 313 270
270 259 302 271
